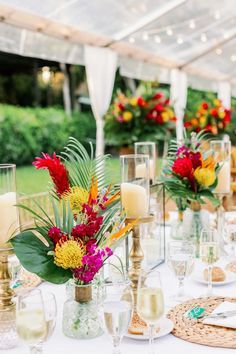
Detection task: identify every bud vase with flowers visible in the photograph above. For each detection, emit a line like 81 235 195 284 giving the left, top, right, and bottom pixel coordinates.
162 131 220 255
12 138 135 339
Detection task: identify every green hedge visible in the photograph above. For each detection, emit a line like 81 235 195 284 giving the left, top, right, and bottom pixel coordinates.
0 104 96 165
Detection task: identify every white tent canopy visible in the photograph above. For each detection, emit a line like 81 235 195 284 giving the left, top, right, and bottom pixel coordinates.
0 0 235 151
0 0 235 87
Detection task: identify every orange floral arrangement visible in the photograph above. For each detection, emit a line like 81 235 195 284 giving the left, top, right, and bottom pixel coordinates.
184 99 231 135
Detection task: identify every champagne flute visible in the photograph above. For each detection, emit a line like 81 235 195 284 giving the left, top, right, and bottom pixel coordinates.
137 270 164 354
200 229 220 296
16 289 47 354
103 281 133 354
167 241 195 302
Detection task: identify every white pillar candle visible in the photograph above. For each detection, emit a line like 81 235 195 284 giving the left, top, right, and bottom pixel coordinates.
121 182 148 218
0 192 19 245
215 160 231 194
136 159 155 181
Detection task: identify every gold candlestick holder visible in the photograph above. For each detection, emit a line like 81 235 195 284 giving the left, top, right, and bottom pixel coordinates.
126 215 154 329
0 243 15 312
0 242 17 350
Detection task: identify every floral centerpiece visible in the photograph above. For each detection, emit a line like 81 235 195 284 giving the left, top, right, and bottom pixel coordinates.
162 132 219 252
12 138 133 339
105 90 175 149
184 99 231 135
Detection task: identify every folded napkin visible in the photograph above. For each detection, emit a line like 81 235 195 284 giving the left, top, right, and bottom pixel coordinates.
203 301 236 329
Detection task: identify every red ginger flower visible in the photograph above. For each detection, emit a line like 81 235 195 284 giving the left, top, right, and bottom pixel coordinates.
33 153 70 197
172 157 193 179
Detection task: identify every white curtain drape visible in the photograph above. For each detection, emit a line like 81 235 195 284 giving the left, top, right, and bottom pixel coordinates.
170 69 187 143
84 45 117 156
217 81 231 109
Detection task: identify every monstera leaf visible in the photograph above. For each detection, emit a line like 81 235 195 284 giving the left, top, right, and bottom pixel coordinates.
12 231 71 284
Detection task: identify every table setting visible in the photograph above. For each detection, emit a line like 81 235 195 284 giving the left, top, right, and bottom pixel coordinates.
1 133 236 354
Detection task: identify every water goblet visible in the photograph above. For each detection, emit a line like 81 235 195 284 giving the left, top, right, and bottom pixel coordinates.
167 241 195 302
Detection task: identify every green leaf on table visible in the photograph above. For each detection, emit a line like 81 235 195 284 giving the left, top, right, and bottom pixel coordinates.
11 231 71 284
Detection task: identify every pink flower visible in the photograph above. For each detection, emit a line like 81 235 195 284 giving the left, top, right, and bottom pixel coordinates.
73 246 113 284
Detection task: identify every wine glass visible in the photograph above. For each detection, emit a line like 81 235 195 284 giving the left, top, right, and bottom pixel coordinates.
167 241 195 302
200 229 220 296
103 281 133 354
40 292 57 342
16 289 47 353
223 224 236 259
137 270 164 354
16 289 57 353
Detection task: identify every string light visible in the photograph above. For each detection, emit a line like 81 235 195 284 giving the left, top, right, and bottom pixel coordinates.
189 20 196 29
129 36 135 44
142 32 149 40
214 10 221 20
216 48 222 55
177 36 184 44
154 35 161 43
200 33 207 42
166 28 173 36
223 32 230 39
41 66 51 84
231 54 236 62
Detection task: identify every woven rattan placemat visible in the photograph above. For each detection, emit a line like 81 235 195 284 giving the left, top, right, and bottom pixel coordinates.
167 296 236 349
13 268 41 295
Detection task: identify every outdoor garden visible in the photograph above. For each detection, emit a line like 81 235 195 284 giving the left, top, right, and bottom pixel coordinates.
0 60 235 195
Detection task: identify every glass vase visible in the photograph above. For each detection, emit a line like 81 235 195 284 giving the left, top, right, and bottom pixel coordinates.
183 202 209 257
170 210 184 240
62 280 104 339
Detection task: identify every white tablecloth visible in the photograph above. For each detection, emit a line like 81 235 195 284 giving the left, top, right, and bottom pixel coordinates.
8 260 236 354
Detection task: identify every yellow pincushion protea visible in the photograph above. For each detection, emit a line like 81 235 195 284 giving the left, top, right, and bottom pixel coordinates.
54 239 86 269
62 186 89 214
194 168 216 187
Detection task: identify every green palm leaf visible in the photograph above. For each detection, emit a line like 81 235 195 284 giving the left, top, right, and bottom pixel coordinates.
61 137 110 191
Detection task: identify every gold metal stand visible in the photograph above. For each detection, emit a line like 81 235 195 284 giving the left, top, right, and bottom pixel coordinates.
0 243 15 315
126 215 154 316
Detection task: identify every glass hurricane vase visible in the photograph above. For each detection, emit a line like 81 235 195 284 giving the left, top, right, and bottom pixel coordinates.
62 279 105 339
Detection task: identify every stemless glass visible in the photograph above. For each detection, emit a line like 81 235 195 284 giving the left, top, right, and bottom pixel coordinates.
200 229 220 296
167 241 195 302
134 142 157 183
103 281 133 354
120 154 150 218
16 289 47 354
137 270 164 354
